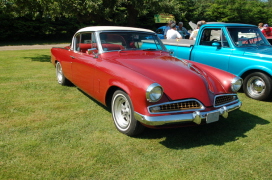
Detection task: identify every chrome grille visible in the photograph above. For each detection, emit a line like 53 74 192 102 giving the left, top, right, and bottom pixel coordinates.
149 100 203 113
215 95 237 107
160 101 201 111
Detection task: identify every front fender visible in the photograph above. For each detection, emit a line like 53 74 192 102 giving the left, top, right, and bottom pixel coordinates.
229 55 272 77
237 65 272 77
94 58 156 115
108 78 157 115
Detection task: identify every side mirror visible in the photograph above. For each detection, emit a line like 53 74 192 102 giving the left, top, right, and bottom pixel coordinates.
87 48 97 54
168 49 174 55
212 42 221 47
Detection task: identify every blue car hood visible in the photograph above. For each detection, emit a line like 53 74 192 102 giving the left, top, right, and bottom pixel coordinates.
243 46 272 60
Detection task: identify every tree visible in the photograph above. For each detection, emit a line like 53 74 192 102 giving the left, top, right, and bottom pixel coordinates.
2 0 182 26
2 0 272 41
202 0 270 24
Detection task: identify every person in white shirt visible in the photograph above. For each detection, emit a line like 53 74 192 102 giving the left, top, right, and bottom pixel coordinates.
164 20 175 39
166 23 182 39
189 21 204 40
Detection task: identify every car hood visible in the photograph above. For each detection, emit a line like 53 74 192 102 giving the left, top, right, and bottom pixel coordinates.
242 46 272 60
105 51 228 105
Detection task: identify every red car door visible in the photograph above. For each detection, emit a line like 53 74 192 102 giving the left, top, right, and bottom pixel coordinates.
70 51 98 95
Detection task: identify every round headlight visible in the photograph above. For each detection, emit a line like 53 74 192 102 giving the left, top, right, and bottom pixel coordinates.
231 77 243 92
146 83 163 102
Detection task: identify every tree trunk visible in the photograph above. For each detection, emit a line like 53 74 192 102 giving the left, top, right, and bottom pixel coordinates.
126 4 138 27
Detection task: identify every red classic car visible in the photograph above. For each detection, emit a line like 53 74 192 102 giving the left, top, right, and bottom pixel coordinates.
51 26 242 136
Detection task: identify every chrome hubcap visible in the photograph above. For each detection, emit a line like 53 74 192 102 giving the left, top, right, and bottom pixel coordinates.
113 94 131 130
56 63 63 83
247 76 265 97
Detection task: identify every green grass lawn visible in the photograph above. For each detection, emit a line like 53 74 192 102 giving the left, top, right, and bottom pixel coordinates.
0 40 70 46
0 49 271 179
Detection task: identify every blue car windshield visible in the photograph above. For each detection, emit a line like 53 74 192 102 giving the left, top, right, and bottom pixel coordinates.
227 27 270 47
99 32 166 52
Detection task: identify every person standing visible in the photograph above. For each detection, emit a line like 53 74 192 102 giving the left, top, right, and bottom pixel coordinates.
258 23 264 30
166 23 182 39
164 20 175 39
177 22 189 39
261 24 272 37
189 21 203 40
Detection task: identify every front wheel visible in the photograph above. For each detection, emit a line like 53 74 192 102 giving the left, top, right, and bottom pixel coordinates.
111 90 145 136
243 72 272 101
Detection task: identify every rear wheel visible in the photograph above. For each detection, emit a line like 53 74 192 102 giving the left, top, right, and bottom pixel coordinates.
243 72 272 101
56 62 71 86
111 90 145 136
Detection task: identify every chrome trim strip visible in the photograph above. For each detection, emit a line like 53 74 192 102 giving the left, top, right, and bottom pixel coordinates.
135 100 242 126
148 99 205 114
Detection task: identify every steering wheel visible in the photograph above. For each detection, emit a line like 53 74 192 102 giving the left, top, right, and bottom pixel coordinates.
211 39 218 42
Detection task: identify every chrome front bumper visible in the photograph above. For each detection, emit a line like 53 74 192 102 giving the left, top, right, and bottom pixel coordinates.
134 100 242 126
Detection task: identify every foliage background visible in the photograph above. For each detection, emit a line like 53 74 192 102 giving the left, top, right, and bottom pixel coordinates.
1 0 272 41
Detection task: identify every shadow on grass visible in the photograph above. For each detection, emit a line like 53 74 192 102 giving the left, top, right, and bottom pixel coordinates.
139 110 269 149
27 55 51 62
76 87 269 150
31 55 51 62
77 88 110 112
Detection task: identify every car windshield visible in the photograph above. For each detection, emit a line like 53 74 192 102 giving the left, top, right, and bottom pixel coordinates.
99 32 166 52
227 27 270 47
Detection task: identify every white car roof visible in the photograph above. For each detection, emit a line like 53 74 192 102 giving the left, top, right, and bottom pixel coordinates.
77 26 155 33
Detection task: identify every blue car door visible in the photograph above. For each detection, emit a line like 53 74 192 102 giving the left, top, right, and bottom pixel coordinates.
190 28 233 72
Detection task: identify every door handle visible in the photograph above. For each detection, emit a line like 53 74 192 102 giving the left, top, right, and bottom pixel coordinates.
70 56 75 59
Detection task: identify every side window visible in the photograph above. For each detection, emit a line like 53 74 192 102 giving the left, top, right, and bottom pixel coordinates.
74 34 80 51
81 33 92 44
74 32 96 53
199 29 229 47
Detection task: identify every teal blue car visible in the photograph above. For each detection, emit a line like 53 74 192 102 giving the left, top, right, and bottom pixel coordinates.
159 23 272 101
155 26 166 39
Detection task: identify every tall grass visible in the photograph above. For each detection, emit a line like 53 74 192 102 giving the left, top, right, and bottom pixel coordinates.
0 49 271 179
